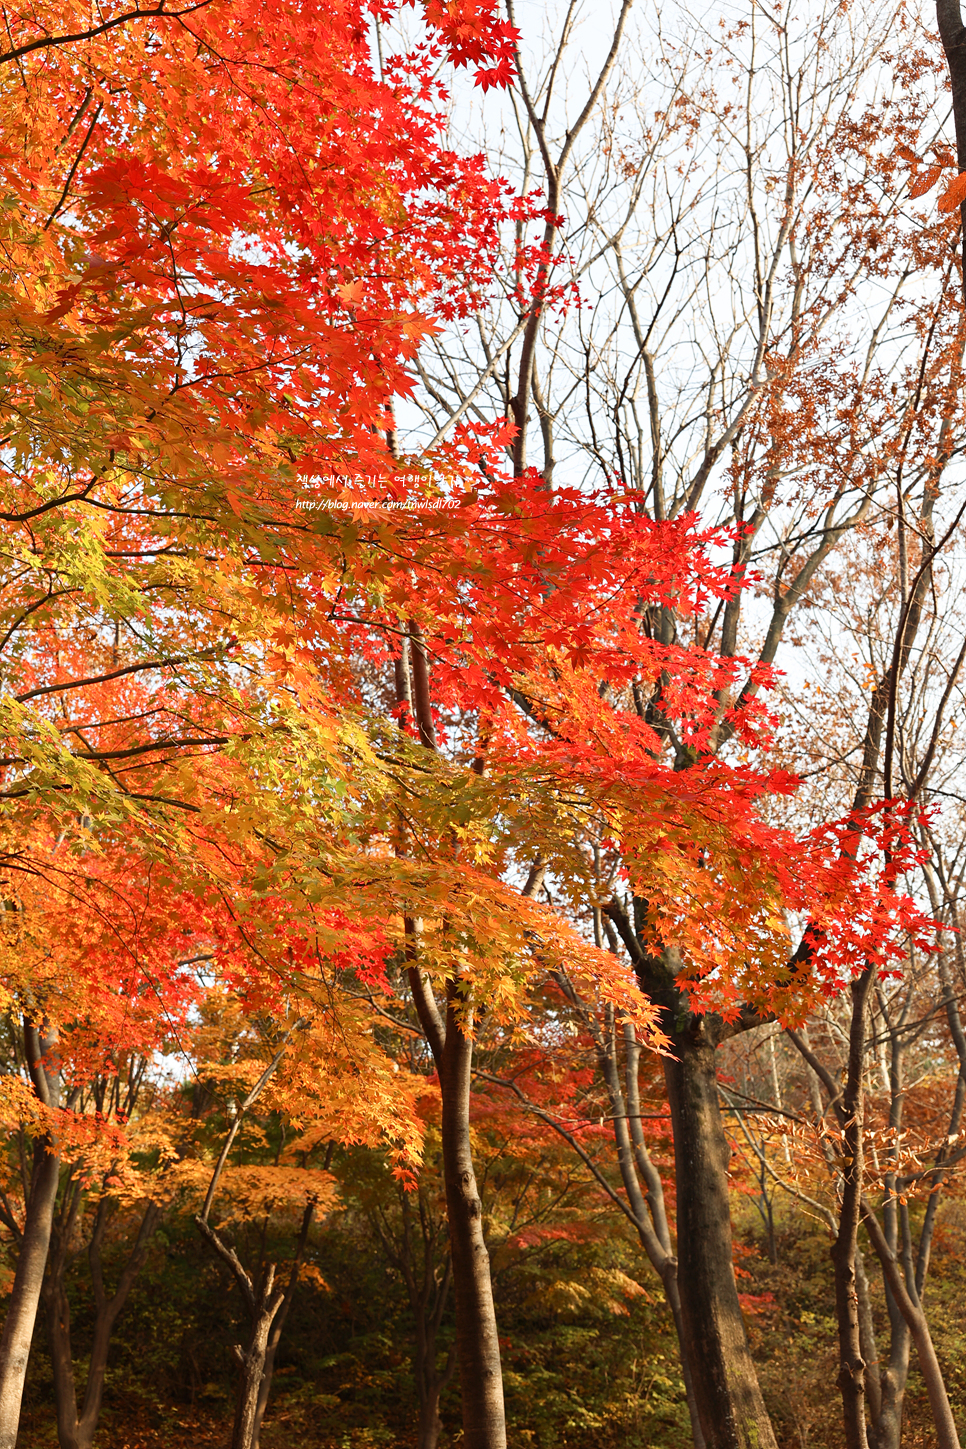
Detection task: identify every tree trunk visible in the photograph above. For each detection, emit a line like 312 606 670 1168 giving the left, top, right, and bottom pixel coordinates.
875 1330 909 1449
0 1135 61 1448
195 1217 286 1449
250 1326 281 1449
0 1022 62 1449
593 1000 706 1448
193 1228 292 1449
231 1282 279 1449
369 1176 455 1449
250 1206 314 1449
831 971 874 1449
399 631 506 1449
663 1267 707 1449
438 988 506 1449
855 1246 885 1449
603 914 778 1449
417 1388 444 1449
869 1205 911 1449
663 1012 778 1449
46 1255 79 1449
196 1193 313 1449
938 0 966 292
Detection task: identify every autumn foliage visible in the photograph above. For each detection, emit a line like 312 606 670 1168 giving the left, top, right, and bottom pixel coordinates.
0 1 963 1448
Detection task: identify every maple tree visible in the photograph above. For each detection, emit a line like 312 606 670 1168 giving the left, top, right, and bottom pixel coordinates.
0 0 525 1441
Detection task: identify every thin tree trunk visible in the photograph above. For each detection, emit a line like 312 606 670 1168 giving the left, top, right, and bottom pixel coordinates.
830 970 875 1449
0 1136 61 1448
416 1371 447 1449
664 1268 707 1449
603 904 777 1449
400 625 506 1449
869 989 912 1449
596 1000 705 1448
250 1204 315 1449
46 1251 78 1449
0 1021 62 1449
663 1012 778 1449
196 1217 286 1449
855 1247 884 1448
862 1201 962 1449
937 0 966 293
437 987 505 1449
249 1319 283 1449
787 1020 910 1449
196 1200 315 1449
230 1280 278 1449
194 1033 311 1449
875 1319 910 1449
44 1177 85 1449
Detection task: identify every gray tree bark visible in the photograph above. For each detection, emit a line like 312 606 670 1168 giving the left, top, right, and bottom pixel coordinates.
0 1020 62 1449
